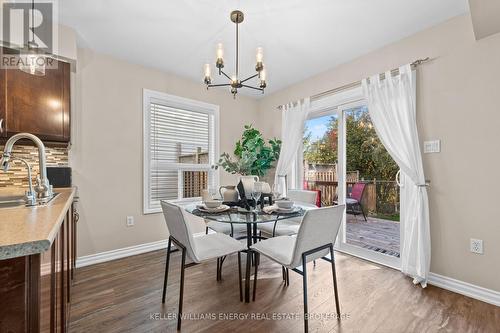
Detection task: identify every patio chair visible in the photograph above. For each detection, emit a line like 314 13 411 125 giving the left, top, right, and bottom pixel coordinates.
160 201 246 330
347 182 367 221
251 205 345 332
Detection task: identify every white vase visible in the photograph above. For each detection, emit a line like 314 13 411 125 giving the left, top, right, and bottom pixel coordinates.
238 175 259 197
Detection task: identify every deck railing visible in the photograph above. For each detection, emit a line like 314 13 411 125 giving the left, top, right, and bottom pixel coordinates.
304 172 399 216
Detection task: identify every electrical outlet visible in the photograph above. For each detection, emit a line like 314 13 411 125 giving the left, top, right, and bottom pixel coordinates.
424 140 441 153
470 239 483 254
126 216 134 227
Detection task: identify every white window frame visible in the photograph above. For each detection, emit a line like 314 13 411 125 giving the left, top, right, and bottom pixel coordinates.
143 89 220 214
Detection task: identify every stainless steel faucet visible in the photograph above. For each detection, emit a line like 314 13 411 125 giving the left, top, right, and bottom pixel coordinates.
10 157 37 206
1 133 53 200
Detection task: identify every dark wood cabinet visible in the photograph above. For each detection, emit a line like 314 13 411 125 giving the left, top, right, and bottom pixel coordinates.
0 202 77 333
0 48 71 142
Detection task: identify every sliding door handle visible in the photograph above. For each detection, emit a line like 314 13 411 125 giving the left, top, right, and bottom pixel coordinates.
396 169 402 187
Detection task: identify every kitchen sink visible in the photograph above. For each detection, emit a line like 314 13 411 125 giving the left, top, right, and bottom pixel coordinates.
0 192 59 209
0 195 26 208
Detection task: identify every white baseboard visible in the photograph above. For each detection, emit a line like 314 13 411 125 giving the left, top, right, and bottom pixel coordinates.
63 235 499 307
76 239 169 268
428 272 500 307
75 231 209 269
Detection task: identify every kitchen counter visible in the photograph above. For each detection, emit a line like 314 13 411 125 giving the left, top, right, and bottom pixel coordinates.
0 187 76 260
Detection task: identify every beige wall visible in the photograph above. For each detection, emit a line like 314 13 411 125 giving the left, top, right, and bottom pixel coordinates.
257 14 500 292
71 48 259 257
71 13 500 292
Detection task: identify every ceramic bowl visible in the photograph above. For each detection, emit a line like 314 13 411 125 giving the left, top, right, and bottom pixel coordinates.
204 200 222 209
275 200 294 209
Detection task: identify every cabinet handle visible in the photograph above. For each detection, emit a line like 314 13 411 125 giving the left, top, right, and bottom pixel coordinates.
0 118 3 133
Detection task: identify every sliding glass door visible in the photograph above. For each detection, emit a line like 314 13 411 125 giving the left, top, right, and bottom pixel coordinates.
337 101 401 268
302 97 401 268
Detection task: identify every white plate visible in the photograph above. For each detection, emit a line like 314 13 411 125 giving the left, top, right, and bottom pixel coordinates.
263 205 301 214
276 206 300 213
197 204 230 213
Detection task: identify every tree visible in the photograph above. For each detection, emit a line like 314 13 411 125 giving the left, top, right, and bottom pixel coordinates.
303 107 398 181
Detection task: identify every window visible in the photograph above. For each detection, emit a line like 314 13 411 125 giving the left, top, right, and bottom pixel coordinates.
143 89 219 214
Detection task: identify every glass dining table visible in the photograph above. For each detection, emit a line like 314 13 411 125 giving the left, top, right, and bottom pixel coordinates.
184 203 316 303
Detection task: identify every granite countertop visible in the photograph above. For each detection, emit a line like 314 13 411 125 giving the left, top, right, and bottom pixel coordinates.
0 187 76 260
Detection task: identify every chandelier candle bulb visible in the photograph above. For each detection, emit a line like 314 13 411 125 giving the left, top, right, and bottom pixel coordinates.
203 64 212 84
216 43 224 68
256 47 264 71
260 68 267 89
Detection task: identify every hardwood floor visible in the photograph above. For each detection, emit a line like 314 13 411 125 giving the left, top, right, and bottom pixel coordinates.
69 250 500 333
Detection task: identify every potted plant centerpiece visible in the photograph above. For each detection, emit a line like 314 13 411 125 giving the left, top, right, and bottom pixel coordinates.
215 125 281 207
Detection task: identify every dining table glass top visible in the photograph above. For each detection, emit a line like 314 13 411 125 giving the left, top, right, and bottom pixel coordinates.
184 202 317 224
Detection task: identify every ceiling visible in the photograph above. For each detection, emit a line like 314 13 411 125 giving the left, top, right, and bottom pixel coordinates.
59 0 469 97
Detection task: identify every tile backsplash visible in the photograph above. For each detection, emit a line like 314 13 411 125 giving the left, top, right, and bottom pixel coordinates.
0 144 68 188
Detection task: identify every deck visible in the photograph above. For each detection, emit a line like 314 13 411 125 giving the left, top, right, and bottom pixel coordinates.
345 214 400 257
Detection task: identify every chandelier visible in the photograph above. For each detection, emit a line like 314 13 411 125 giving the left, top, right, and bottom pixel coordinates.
19 0 46 76
203 10 267 98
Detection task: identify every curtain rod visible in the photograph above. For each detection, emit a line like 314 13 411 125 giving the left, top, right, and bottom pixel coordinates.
277 57 430 110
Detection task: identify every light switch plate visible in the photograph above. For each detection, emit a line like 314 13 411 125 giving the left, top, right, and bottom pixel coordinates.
424 140 441 153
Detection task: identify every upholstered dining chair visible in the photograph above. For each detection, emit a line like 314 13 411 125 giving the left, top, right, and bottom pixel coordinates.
257 189 318 237
205 221 247 281
251 205 345 332
160 201 246 330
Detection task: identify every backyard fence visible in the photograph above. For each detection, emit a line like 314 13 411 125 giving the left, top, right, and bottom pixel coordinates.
304 170 399 216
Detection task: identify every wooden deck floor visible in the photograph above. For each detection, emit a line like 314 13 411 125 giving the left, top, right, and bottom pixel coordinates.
346 215 400 257
68 250 500 333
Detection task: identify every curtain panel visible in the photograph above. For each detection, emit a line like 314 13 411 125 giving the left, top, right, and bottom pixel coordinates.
362 64 431 287
274 98 311 194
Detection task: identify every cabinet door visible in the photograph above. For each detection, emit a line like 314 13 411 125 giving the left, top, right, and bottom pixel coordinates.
0 67 6 138
4 59 70 142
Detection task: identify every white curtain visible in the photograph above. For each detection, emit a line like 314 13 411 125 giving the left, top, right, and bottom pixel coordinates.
274 98 311 194
362 64 430 287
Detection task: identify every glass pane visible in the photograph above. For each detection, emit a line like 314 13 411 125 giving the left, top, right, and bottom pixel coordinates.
344 106 400 257
150 103 210 164
303 114 339 206
182 170 208 198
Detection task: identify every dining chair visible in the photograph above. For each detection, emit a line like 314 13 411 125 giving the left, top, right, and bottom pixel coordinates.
251 205 345 332
160 201 246 330
206 221 247 238
258 189 318 237
205 221 247 281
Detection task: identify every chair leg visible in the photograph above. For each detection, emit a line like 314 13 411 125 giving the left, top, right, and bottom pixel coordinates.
282 266 286 282
253 252 259 301
302 255 309 332
161 237 172 303
285 268 290 286
359 203 367 221
219 256 226 280
177 247 186 330
330 245 341 318
205 226 209 234
238 252 243 302
216 258 220 281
